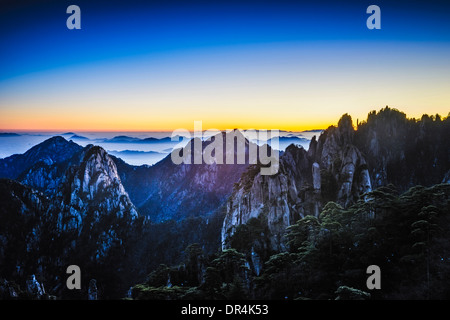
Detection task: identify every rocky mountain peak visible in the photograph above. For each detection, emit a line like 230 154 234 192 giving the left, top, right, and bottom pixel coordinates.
120 129 269 222
77 145 125 198
222 113 370 252
0 136 82 180
58 145 138 225
222 107 449 258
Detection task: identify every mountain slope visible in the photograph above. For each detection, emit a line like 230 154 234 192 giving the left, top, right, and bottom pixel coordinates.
0 136 82 180
0 143 139 299
222 108 450 251
114 130 270 222
8 132 272 224
354 107 450 189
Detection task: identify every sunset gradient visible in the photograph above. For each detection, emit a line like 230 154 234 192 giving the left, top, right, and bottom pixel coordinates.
1 0 449 132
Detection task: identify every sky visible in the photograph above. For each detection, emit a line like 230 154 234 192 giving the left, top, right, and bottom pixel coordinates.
0 0 449 132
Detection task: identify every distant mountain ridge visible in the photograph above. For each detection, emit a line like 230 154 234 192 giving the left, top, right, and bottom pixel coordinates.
101 135 185 144
0 133 20 137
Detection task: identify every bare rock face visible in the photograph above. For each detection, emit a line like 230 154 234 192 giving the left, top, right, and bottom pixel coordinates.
222 114 373 251
335 145 371 207
54 145 138 233
5 138 138 234
312 162 321 191
222 164 292 251
26 274 45 299
88 279 98 300
443 170 450 184
223 106 450 252
0 140 140 298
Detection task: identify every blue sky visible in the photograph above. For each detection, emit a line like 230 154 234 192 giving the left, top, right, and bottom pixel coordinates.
2 0 450 79
0 0 449 131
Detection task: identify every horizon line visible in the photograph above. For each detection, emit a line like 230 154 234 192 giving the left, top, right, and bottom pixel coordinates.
1 108 448 134
0 128 327 134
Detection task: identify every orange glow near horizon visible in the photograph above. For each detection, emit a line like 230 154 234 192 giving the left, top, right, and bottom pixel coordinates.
0 117 333 133
1 108 447 133
1 42 449 133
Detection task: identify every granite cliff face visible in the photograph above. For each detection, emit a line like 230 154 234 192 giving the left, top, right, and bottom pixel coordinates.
0 139 138 298
10 140 138 234
222 108 449 251
222 115 371 250
311 114 372 207
52 145 138 233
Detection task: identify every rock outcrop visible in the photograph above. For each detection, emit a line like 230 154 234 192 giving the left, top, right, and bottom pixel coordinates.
53 145 138 233
222 114 371 251
26 274 45 298
222 108 449 253
0 139 139 298
88 279 98 300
